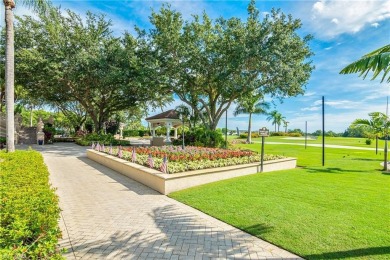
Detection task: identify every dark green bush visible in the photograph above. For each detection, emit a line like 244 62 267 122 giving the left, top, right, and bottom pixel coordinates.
0 150 63 259
270 132 287 136
75 133 130 146
123 130 139 137
288 132 302 137
239 133 248 139
43 125 56 144
105 120 119 135
173 128 224 148
239 133 259 139
365 139 372 145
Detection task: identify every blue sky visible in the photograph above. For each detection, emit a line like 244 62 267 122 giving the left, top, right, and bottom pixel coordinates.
6 0 390 133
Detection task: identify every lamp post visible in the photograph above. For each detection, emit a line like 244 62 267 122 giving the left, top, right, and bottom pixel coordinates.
180 114 185 149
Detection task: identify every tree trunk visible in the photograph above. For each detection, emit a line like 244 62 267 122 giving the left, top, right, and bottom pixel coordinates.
5 1 15 152
247 113 252 143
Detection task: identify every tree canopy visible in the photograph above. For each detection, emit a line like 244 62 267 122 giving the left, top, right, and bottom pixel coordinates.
11 7 170 132
143 0 313 130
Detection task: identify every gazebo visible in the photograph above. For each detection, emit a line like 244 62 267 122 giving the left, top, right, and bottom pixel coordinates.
145 109 182 143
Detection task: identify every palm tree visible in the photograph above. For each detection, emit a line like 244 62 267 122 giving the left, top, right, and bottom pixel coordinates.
340 44 390 83
266 110 279 133
266 110 284 133
283 120 289 133
352 112 389 155
3 0 49 152
234 96 270 143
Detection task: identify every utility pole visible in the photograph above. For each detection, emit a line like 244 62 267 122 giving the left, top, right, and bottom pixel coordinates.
322 96 325 166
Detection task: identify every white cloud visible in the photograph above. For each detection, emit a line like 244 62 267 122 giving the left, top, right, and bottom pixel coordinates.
302 106 321 111
325 100 362 109
310 0 390 38
371 22 380 27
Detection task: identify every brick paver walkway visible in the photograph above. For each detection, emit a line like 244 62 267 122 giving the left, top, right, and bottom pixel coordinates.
37 143 301 259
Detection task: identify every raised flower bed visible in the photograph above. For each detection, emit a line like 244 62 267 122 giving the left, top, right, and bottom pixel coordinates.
87 145 296 194
97 145 285 174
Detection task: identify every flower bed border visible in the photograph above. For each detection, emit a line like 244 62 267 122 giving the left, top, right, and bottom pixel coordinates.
87 149 297 195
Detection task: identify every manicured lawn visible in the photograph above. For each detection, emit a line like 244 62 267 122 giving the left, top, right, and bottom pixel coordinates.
170 144 390 259
248 136 386 149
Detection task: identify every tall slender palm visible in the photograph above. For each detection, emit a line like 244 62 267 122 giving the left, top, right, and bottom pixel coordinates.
340 44 390 83
3 0 49 152
266 110 284 133
234 97 270 143
283 120 289 133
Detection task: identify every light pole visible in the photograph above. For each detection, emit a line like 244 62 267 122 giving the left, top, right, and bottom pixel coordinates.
180 114 185 150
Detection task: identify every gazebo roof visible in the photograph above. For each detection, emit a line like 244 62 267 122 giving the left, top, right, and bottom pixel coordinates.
145 109 179 120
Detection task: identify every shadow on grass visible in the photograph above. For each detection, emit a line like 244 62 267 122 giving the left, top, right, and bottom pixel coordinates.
242 223 273 237
351 158 382 162
304 246 390 259
304 167 367 174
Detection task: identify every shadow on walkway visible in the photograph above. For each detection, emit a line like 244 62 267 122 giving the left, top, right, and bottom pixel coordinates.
76 156 159 196
65 204 281 259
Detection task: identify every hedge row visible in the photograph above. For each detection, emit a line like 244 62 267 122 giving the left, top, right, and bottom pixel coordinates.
75 133 130 146
0 150 63 259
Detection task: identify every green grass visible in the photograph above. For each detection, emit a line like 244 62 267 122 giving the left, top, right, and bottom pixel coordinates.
248 136 386 148
170 143 390 259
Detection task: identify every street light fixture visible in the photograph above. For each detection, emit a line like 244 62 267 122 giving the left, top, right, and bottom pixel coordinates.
180 114 185 149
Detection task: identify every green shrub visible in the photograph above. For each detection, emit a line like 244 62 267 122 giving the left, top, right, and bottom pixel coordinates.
0 150 63 259
239 133 260 139
288 132 302 137
270 132 287 136
239 133 248 139
365 139 372 145
173 128 224 148
75 133 130 146
43 125 56 144
123 130 139 137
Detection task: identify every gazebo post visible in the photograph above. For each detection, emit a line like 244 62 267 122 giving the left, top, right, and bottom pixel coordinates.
174 128 178 139
165 122 172 143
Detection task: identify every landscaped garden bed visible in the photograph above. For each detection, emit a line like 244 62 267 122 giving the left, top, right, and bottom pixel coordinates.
96 145 286 174
87 145 296 194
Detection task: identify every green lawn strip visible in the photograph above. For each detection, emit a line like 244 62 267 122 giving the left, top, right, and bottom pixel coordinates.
169 145 390 259
247 136 386 149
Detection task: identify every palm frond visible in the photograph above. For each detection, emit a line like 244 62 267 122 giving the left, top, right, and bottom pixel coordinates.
340 44 390 83
16 0 51 13
233 106 247 116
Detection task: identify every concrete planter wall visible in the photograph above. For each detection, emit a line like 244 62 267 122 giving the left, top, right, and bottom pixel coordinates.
87 149 296 195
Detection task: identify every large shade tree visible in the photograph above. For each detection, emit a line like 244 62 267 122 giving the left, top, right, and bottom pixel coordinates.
3 0 49 152
12 7 169 132
143 0 313 130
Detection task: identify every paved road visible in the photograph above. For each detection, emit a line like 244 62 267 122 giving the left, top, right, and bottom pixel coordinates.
28 143 302 260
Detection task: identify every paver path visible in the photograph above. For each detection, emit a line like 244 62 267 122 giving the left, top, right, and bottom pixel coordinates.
35 143 301 259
